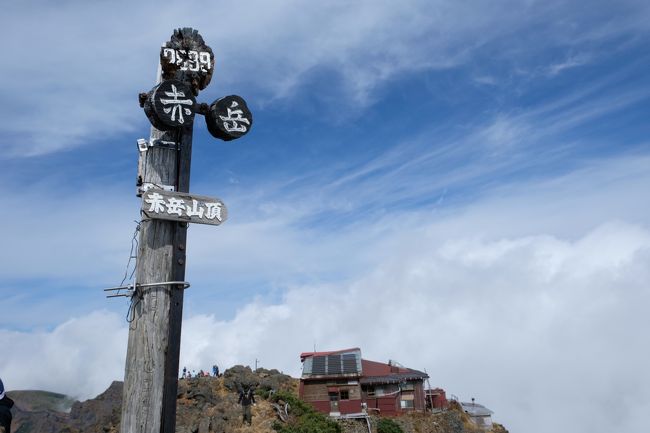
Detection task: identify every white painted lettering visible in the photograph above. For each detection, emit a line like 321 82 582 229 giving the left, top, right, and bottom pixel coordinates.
219 100 250 133
185 199 205 218
160 84 194 124
199 52 211 72
166 197 185 216
204 203 223 221
162 48 211 75
145 192 166 213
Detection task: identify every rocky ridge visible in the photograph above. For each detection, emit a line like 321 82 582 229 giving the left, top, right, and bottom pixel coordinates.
9 366 507 433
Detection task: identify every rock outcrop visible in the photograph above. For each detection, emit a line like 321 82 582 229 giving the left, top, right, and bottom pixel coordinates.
9 367 506 433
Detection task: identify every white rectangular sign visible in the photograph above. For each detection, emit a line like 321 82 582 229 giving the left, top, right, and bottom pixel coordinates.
141 189 227 226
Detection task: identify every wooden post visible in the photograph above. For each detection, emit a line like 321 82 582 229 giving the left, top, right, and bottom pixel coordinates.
120 123 192 433
118 28 252 433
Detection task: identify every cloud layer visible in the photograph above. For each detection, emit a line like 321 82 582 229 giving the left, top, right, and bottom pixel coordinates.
2 219 648 433
2 0 649 156
1 154 649 433
1 3 649 433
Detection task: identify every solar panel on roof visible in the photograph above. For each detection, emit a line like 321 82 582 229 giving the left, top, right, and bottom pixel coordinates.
327 355 342 374
312 356 326 374
342 353 358 373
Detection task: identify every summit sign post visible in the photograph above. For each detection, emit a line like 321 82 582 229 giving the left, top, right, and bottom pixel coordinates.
142 190 227 226
119 28 251 433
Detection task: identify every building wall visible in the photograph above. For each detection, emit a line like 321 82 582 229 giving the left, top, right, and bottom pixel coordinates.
300 378 427 416
300 380 363 415
301 381 362 401
374 395 399 415
301 381 329 402
361 381 426 416
339 399 363 414
426 388 448 409
310 400 331 413
413 382 426 410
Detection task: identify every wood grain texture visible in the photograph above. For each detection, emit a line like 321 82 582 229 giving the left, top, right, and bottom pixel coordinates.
120 119 193 433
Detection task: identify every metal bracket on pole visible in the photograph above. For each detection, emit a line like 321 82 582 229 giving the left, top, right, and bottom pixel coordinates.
104 281 191 298
137 183 176 197
137 138 179 153
141 183 175 193
137 138 148 152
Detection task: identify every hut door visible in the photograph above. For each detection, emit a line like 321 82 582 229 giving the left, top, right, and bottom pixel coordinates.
329 392 340 413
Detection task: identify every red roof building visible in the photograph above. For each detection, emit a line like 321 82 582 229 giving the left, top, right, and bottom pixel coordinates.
299 348 429 417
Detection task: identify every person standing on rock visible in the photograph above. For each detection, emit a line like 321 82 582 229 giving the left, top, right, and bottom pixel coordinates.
238 387 256 426
0 378 14 433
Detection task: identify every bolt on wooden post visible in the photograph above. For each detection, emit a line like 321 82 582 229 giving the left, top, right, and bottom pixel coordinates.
120 28 252 433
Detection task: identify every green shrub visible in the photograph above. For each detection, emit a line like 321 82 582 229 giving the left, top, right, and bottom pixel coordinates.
256 387 272 400
271 391 341 433
377 418 404 433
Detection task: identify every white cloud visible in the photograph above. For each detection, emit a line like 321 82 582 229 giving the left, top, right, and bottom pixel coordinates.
3 218 646 433
3 0 649 156
1 153 648 433
181 219 650 433
477 115 530 155
547 53 591 76
0 311 127 399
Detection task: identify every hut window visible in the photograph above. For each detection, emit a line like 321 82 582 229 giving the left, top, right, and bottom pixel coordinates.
340 390 349 400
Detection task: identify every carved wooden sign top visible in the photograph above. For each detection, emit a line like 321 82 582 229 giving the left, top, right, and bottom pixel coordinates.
161 28 215 94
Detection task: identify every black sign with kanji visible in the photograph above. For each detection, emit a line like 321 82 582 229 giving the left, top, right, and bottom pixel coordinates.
143 80 196 130
205 95 253 141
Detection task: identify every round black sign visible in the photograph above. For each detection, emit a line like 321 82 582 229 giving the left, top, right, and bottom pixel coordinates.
143 80 196 130
161 27 214 95
205 95 253 141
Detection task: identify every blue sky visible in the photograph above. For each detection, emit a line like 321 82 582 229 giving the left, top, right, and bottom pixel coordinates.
1 1 649 432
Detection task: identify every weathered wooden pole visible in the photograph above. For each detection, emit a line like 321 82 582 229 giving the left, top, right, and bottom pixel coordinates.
118 28 252 433
120 123 192 433
121 51 197 433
